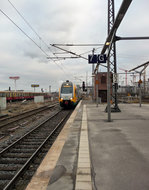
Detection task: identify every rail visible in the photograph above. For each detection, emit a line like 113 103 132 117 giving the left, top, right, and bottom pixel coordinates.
0 109 72 190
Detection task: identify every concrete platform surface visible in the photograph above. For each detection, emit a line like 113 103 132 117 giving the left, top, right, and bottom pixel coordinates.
26 101 149 190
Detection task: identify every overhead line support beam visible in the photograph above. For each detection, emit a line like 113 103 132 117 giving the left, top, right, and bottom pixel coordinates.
47 56 81 59
51 44 104 46
129 61 149 108
115 36 149 41
94 0 133 73
129 61 149 72
50 44 88 60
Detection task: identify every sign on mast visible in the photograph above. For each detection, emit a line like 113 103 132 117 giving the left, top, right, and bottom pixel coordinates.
9 76 20 92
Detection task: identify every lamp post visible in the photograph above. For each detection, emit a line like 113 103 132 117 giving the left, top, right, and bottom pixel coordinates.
49 85 51 93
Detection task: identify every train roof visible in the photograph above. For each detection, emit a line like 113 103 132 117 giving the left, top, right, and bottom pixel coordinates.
61 80 73 86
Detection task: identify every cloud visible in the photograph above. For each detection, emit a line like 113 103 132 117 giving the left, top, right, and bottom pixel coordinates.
0 0 149 91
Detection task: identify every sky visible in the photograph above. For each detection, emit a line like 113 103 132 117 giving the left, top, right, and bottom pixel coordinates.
0 0 149 92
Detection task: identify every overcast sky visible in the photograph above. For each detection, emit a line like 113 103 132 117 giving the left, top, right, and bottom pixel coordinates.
0 0 149 92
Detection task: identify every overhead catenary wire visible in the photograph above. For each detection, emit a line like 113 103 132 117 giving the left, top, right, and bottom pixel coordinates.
7 0 76 73
7 0 105 70
51 43 104 46
1 2 95 80
79 46 103 56
51 44 88 60
0 8 49 57
47 56 81 60
0 5 71 77
6 0 69 70
7 0 51 50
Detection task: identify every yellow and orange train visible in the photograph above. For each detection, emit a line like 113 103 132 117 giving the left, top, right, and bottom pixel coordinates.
59 80 81 108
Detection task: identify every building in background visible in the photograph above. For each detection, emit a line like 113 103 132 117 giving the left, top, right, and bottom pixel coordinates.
94 72 112 102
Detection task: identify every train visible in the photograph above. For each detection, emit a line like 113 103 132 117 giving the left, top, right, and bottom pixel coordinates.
59 80 81 108
0 91 51 102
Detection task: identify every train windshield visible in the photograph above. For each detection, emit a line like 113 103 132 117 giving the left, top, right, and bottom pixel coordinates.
61 83 73 94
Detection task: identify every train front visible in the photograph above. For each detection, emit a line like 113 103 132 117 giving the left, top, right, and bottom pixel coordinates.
59 81 75 108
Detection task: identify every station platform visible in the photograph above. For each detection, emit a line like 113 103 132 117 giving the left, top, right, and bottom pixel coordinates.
26 100 149 190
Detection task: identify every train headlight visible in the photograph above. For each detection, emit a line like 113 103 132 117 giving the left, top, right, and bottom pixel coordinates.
61 98 63 101
70 98 73 101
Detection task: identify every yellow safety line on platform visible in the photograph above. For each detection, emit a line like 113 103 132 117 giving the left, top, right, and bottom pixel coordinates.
26 100 82 190
75 105 92 190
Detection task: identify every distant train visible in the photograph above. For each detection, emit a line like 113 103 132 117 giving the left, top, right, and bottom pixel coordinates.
0 91 50 102
59 80 81 108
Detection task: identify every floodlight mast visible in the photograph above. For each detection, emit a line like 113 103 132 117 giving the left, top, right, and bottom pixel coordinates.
106 30 117 121
94 0 132 117
106 0 121 113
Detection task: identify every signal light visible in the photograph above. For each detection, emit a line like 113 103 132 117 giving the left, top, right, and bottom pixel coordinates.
82 81 85 91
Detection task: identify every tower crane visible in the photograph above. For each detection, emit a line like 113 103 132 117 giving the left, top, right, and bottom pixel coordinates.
119 68 129 86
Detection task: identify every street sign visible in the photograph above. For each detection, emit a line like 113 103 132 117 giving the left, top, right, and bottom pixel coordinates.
97 54 107 63
31 84 39 87
88 55 97 63
88 54 106 64
9 76 20 80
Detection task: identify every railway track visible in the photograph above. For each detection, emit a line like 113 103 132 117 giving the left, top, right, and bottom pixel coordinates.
0 109 72 190
0 103 59 129
0 103 59 141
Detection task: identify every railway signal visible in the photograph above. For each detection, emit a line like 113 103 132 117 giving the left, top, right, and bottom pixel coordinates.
138 79 142 87
82 81 85 91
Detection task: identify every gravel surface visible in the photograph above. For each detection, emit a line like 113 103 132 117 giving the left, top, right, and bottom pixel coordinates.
1 99 56 116
0 100 60 151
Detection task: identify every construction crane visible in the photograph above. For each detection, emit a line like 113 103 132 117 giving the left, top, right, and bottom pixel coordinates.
119 68 129 86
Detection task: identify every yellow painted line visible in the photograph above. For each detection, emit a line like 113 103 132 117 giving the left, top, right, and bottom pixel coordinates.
26 100 82 190
75 105 92 190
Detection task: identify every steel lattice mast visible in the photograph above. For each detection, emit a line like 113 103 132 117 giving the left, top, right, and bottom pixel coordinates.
107 0 121 112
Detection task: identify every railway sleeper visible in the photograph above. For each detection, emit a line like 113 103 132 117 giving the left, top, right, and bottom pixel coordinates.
0 157 27 164
0 171 17 180
0 164 22 171
2 153 33 158
30 132 51 139
10 148 37 153
20 141 43 145
0 180 10 189
14 145 41 149
23 137 46 141
27 134 48 138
